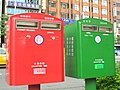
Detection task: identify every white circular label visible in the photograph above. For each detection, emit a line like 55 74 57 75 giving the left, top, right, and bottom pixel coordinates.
34 35 44 45
95 36 101 43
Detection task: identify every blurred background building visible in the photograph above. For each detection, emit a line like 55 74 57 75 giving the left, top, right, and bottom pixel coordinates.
2 0 114 22
48 0 113 23
113 0 120 41
4 0 117 34
0 0 119 43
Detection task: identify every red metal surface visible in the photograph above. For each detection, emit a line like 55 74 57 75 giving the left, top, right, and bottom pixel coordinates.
6 13 64 85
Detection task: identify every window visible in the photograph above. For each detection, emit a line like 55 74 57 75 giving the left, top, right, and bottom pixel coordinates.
102 0 107 6
117 19 120 23
102 9 107 15
61 13 69 19
102 18 107 21
116 3 120 7
49 11 56 16
84 15 89 18
82 25 98 32
49 1 56 7
71 14 79 20
117 23 120 28
93 7 98 13
83 6 89 12
83 0 89 2
118 29 120 34
61 2 68 9
81 15 89 19
93 17 98 19
92 0 98 4
117 11 120 15
72 4 79 11
113 7 117 16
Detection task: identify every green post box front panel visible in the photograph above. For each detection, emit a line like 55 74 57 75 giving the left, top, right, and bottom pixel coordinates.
65 18 115 79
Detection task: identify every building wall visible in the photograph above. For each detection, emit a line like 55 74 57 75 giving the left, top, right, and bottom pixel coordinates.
4 0 114 23
113 0 120 37
116 0 120 23
48 0 113 23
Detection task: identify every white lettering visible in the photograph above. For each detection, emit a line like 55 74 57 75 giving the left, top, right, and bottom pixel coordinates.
44 17 54 20
100 22 107 25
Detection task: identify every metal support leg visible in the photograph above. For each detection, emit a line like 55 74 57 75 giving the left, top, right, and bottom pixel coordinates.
85 78 96 90
28 84 40 90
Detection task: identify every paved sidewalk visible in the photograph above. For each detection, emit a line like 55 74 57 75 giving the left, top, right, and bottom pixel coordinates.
0 68 85 90
42 77 85 90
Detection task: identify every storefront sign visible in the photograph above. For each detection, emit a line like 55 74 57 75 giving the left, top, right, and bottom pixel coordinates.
8 1 40 9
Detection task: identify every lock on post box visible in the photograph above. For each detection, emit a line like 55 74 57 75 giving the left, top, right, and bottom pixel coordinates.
64 18 115 79
6 13 64 85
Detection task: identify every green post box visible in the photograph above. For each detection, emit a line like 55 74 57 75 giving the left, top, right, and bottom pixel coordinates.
64 18 115 79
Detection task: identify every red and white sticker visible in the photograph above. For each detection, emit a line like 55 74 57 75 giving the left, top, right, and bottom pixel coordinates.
33 68 46 74
34 35 44 45
32 62 47 75
95 36 101 43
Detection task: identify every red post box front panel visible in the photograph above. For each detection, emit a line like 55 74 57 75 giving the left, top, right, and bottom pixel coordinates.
6 13 64 85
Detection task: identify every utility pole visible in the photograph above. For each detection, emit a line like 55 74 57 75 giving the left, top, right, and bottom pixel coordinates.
1 0 5 47
0 0 2 47
41 0 47 14
46 0 49 14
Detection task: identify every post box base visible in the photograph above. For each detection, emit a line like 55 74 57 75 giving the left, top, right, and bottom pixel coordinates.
28 84 40 90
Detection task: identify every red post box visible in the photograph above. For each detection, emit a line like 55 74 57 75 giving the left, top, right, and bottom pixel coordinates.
6 13 64 85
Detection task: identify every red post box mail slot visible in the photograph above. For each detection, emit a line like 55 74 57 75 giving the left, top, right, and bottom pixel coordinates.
6 13 64 85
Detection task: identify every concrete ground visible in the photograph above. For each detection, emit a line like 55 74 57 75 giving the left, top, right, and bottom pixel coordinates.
0 68 85 90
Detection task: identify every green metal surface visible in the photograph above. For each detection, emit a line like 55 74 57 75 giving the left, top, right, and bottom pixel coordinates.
65 18 115 79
